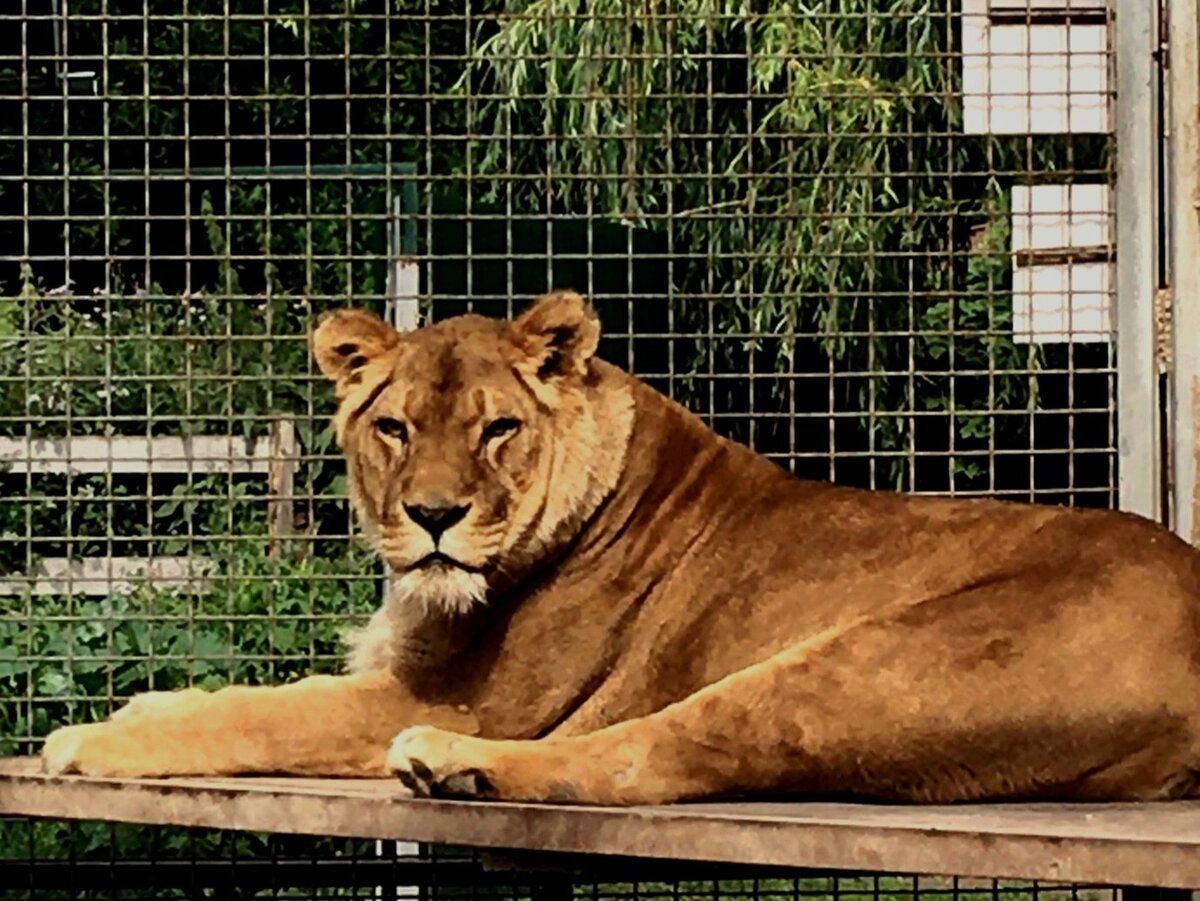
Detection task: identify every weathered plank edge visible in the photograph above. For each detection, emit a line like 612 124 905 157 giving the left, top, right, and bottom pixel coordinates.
2 762 1200 888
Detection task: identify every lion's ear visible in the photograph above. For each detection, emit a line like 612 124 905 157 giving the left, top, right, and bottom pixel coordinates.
511 290 601 380
311 308 400 397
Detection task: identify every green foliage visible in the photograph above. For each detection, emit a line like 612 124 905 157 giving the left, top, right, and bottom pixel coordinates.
0 282 325 437
0 0 439 870
0 542 378 753
0 281 378 872
457 0 1108 489
0 0 475 307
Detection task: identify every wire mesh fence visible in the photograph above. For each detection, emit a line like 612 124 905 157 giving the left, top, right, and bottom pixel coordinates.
0 0 1142 896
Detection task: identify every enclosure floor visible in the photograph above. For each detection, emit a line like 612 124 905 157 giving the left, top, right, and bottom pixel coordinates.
2 757 1199 888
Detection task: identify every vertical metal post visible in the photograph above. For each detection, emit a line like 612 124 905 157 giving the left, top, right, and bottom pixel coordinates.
1116 0 1164 521
1168 0 1200 545
383 181 423 901
267 420 296 559
389 190 421 333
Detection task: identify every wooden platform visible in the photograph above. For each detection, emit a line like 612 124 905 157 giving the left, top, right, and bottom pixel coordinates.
3 758 1200 889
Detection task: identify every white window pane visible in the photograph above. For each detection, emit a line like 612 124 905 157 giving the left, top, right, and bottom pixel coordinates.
961 14 1109 134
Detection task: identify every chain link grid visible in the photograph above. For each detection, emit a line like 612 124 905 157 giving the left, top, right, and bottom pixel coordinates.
0 0 1120 896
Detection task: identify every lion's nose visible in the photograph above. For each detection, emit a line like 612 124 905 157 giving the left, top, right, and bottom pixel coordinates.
404 501 471 540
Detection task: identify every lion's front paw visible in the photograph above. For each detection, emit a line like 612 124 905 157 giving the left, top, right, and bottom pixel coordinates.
42 688 220 777
41 723 126 777
386 726 498 800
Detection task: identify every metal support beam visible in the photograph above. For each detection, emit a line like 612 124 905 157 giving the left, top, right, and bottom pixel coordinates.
1116 0 1164 521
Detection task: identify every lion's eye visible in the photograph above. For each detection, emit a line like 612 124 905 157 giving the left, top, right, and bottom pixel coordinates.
375 417 409 442
481 417 521 442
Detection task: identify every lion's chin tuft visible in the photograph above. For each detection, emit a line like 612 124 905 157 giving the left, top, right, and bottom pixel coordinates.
393 564 489 617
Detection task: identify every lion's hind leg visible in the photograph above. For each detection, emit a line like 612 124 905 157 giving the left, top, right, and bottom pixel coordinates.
386 591 1200 805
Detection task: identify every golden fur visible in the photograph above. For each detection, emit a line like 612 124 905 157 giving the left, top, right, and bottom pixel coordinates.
39 293 1200 806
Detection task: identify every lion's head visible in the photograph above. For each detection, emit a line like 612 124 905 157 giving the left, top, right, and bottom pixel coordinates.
313 292 634 623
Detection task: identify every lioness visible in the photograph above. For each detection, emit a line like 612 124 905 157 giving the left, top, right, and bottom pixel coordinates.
40 293 1200 805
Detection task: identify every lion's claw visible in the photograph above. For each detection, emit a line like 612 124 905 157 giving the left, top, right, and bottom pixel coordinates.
386 726 497 800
